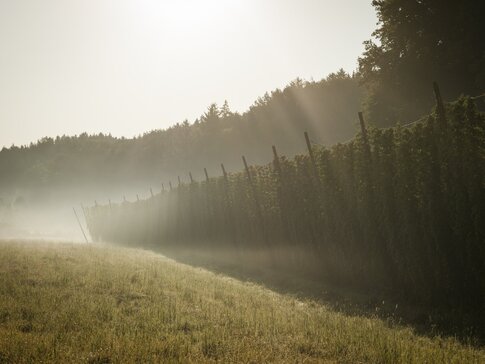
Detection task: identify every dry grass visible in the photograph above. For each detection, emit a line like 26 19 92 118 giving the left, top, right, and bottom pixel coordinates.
0 240 483 363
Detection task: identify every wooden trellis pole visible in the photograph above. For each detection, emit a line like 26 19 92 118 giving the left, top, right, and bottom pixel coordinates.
272 144 290 230
73 207 89 243
221 163 228 182
304 131 318 179
220 162 235 241
242 155 264 236
272 145 282 176
433 81 446 125
242 156 252 184
358 112 372 162
80 204 88 228
358 112 368 143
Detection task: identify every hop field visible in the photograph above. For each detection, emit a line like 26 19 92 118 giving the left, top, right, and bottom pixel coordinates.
87 97 485 309
0 240 484 363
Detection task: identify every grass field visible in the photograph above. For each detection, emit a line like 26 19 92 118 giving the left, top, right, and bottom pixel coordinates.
0 241 484 363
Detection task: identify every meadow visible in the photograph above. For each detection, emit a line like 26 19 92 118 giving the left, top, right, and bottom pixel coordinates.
0 240 484 363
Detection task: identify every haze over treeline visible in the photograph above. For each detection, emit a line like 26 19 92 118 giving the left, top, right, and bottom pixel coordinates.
0 72 361 191
0 0 484 195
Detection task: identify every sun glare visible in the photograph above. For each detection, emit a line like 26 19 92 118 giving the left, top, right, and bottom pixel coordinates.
131 0 241 30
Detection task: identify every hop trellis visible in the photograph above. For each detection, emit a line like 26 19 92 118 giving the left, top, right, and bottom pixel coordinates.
86 96 485 307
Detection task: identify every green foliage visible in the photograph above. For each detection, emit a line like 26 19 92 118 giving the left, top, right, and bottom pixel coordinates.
358 0 485 126
87 97 485 308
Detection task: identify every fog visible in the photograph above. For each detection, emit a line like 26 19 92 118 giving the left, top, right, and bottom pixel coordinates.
0 184 154 241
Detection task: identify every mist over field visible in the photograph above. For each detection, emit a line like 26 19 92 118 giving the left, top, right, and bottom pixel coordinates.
0 172 189 241
1 0 484 362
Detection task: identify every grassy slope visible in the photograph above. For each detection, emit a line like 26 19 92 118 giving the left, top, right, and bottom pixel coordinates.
0 241 483 363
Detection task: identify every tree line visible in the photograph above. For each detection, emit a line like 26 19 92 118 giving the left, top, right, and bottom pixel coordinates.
0 72 361 191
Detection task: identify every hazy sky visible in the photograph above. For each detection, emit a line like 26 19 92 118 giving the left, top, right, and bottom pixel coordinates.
0 0 377 148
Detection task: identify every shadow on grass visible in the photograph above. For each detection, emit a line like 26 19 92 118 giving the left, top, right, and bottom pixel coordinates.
117 241 485 347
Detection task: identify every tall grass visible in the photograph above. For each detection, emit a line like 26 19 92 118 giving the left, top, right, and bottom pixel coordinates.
1 240 484 363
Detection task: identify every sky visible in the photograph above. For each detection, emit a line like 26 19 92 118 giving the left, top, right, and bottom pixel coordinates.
0 0 377 148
